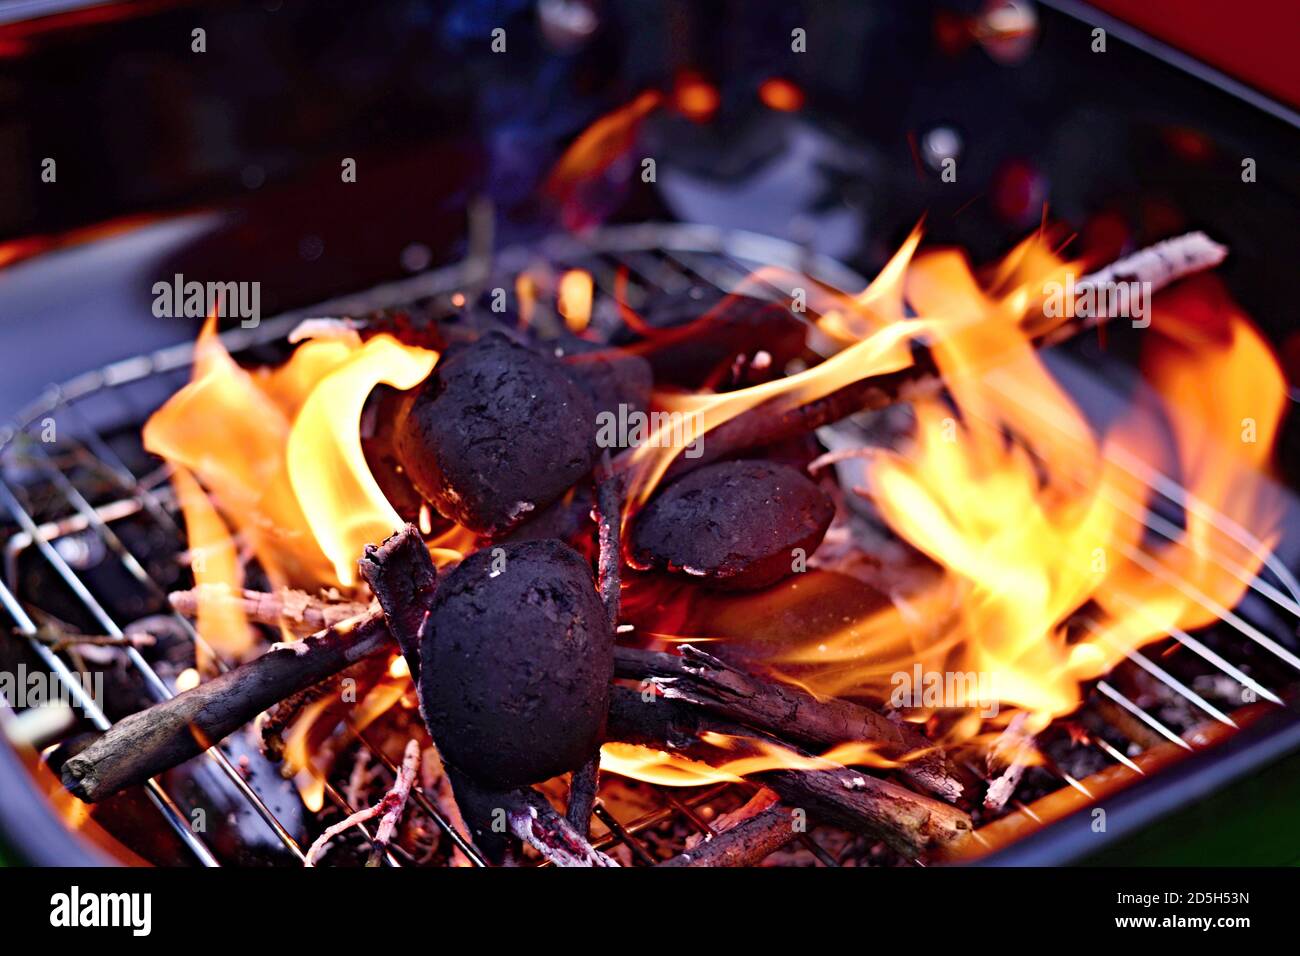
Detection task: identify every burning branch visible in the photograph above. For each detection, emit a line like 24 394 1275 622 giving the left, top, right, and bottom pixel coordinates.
60 527 435 802
567 453 623 836
62 607 391 802
614 644 965 802
983 713 1038 812
660 798 799 867
508 788 619 867
606 687 972 857
1044 230 1227 340
169 585 369 636
650 232 1228 481
304 737 419 866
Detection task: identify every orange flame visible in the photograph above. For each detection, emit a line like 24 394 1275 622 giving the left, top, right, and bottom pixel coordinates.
144 315 437 653
618 227 928 513
544 90 662 230
616 229 1284 757
672 72 720 122
286 335 437 585
557 268 594 334
600 732 896 787
771 236 1284 735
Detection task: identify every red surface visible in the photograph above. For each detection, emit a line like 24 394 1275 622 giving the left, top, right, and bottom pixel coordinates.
1088 0 1300 109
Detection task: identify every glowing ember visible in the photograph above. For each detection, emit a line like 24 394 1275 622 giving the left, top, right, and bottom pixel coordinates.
758 77 804 112
672 72 720 122
557 268 594 334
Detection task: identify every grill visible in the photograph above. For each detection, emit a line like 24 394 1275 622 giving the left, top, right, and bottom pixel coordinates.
2 222 1297 867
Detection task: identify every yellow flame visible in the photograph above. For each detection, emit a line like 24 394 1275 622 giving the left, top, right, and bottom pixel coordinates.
168 467 253 658
144 315 438 654
619 226 928 511
557 269 594 334
762 236 1285 735
286 335 436 585
600 732 895 787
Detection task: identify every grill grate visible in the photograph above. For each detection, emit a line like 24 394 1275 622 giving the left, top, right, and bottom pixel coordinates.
1 224 1297 867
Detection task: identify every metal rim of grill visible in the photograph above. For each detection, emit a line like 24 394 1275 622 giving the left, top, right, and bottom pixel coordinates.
1 222 1297 868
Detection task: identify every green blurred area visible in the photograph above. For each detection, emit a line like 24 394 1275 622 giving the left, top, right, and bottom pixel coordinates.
1082 751 1300 866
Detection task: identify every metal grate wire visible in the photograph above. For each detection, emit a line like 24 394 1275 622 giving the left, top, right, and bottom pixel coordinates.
0 224 1295 867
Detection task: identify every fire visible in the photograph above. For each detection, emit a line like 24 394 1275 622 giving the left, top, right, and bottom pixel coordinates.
557 269 594 334
144 315 436 653
286 335 437 585
618 227 929 513
143 215 1283 803
672 72 720 122
617 228 1285 761
544 91 662 230
758 77 804 112
788 240 1282 735
600 732 897 787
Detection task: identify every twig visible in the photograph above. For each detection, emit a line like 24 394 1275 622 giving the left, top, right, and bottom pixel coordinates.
635 232 1227 482
303 737 418 866
258 670 348 762
446 766 617 866
614 644 965 802
357 524 436 680
508 788 619 867
1044 230 1227 340
29 628 157 654
606 687 971 857
168 585 370 636
661 793 798 867
62 607 392 802
366 739 422 867
593 452 624 628
983 713 1037 812
567 453 623 836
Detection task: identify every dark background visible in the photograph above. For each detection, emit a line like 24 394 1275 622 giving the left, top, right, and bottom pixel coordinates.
0 0 1296 416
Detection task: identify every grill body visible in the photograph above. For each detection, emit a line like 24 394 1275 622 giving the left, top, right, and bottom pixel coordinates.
2 224 1298 867
2 0 1300 866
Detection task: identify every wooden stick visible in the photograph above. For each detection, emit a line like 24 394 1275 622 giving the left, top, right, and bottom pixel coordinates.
62 608 391 802
605 687 972 857
357 524 435 680
444 764 616 866
638 232 1226 482
303 737 419 866
614 644 965 802
61 528 435 803
660 800 799 867
592 453 624 627
509 788 619 867
567 454 622 836
366 739 422 867
169 585 369 636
